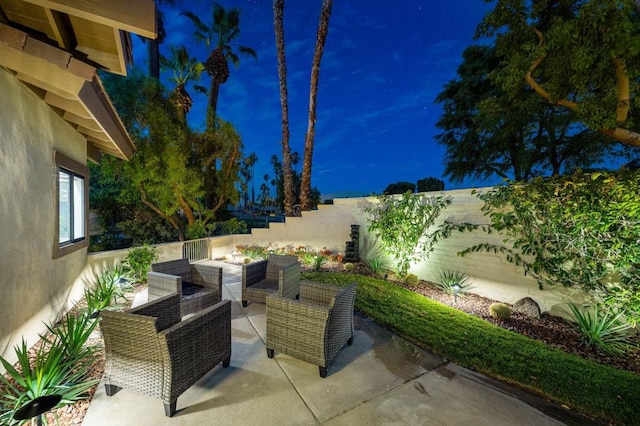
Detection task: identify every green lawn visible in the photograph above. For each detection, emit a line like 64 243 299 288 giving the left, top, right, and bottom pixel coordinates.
303 272 639 425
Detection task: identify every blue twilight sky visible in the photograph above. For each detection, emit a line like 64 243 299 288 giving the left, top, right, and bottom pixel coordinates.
132 0 498 199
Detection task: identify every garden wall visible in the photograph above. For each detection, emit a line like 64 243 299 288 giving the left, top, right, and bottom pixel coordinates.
218 189 582 317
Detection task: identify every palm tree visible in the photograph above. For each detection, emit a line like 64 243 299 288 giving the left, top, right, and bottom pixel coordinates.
159 45 205 123
182 3 257 129
273 0 296 216
145 0 175 79
300 0 333 212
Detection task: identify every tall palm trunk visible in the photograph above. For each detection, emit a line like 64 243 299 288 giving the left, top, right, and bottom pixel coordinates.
207 79 221 129
273 0 295 216
300 0 332 212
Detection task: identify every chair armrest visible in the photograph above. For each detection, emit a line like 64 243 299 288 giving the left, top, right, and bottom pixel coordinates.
266 295 331 356
190 264 223 294
278 262 301 299
267 294 331 323
129 293 181 332
148 272 181 301
160 300 232 390
300 281 343 306
243 259 268 286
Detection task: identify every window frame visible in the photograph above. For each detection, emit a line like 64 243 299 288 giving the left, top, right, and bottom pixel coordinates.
53 150 89 258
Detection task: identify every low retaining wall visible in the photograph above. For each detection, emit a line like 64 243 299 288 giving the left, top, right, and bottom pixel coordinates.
84 189 584 319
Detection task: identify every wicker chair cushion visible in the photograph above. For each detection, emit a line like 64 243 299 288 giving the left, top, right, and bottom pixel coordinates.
251 280 278 291
182 281 215 301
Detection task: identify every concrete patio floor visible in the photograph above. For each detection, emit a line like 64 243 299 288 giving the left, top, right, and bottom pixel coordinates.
82 262 599 425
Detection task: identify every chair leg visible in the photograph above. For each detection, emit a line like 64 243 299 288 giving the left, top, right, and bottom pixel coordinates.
104 384 121 396
164 401 177 417
223 356 231 368
319 366 328 378
242 300 248 307
266 348 274 358
347 336 354 346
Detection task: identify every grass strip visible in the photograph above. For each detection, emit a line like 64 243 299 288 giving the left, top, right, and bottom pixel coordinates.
303 272 639 425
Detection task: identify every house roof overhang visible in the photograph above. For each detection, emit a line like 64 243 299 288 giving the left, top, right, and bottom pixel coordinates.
0 0 157 161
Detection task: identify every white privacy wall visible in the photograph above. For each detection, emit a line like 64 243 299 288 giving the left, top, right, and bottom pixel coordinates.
222 189 582 316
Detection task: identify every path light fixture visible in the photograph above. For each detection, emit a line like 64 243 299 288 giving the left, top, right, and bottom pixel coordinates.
453 284 461 303
13 395 62 426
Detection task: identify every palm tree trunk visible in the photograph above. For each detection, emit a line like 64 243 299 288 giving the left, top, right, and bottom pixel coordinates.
149 38 160 79
208 79 220 130
300 0 332 212
274 0 295 216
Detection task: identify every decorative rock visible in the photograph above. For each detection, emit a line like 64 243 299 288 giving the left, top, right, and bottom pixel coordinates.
513 297 541 319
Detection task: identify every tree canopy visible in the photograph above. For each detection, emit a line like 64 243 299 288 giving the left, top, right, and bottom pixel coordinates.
477 0 640 147
435 43 625 183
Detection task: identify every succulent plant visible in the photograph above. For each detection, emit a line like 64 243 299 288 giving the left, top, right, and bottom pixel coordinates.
405 273 419 287
343 262 354 272
489 302 512 320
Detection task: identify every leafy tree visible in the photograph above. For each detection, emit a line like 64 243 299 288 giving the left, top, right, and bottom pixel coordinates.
300 0 333 212
182 3 257 128
365 192 452 276
159 45 205 123
476 0 640 147
435 44 619 183
417 177 445 192
383 181 415 195
274 0 296 216
457 169 640 325
99 70 243 242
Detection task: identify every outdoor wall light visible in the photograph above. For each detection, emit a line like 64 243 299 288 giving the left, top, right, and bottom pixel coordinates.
232 250 239 260
453 284 461 303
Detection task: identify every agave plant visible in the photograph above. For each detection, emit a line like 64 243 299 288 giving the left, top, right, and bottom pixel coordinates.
42 312 98 361
0 338 98 425
437 270 474 295
312 255 328 272
365 256 388 277
567 303 636 356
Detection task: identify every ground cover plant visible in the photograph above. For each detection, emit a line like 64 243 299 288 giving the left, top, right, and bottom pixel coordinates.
303 271 640 425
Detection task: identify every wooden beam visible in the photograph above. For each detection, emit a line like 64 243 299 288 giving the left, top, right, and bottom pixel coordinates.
44 91 91 118
20 0 157 39
78 79 135 159
63 110 102 131
44 7 74 50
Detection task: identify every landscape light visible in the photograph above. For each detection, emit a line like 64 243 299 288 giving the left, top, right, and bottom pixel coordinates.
453 284 461 303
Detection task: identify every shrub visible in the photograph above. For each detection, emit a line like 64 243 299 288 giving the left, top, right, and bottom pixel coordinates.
365 192 452 276
489 303 512 320
437 270 473 295
123 245 158 283
567 303 636 356
299 252 316 266
343 262 354 272
241 246 267 261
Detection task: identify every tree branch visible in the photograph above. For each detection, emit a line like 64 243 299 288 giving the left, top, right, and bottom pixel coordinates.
612 56 630 125
139 185 184 240
525 29 577 110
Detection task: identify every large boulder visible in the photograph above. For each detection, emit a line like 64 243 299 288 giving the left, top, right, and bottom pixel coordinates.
513 297 541 319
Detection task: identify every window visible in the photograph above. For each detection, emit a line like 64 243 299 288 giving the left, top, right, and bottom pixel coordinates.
54 151 89 258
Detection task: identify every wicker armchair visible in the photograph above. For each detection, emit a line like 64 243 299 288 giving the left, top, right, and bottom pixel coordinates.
266 281 357 377
100 293 232 417
147 258 222 317
241 254 300 307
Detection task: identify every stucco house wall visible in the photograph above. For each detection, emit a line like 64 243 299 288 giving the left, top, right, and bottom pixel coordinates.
0 69 89 365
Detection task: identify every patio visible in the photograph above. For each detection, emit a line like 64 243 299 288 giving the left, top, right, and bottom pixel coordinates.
81 261 588 425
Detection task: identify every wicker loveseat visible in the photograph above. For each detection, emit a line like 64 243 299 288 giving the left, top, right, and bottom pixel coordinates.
148 258 222 317
241 254 300 307
266 281 357 377
100 293 232 417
